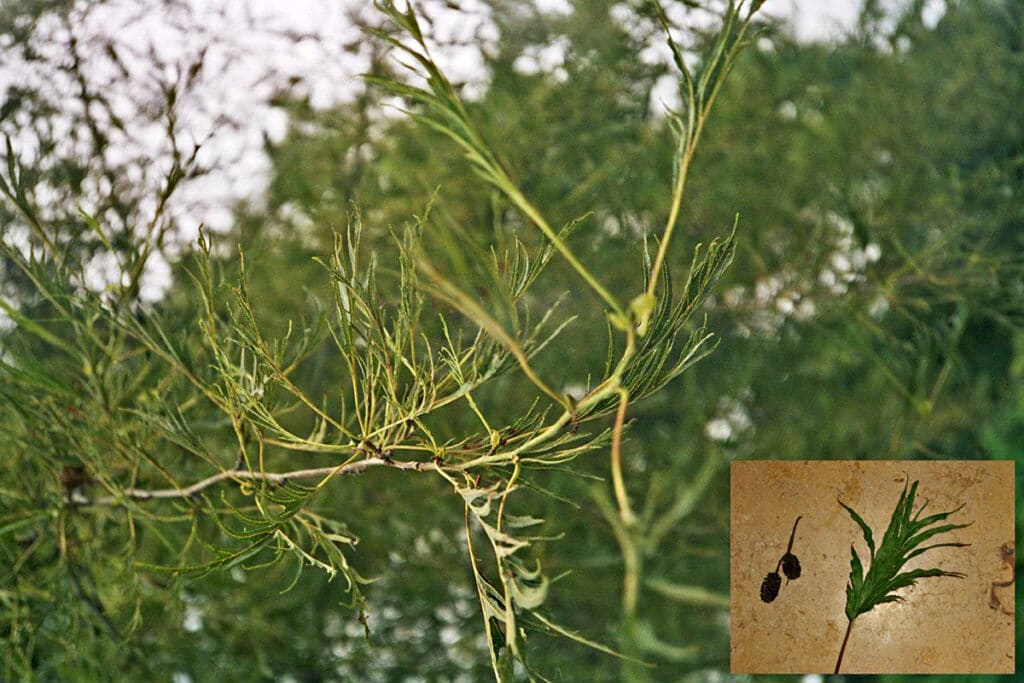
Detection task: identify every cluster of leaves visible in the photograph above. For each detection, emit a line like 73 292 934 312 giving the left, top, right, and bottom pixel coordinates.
1 1 768 679
221 0 1024 677
4 0 1021 679
362 3 765 675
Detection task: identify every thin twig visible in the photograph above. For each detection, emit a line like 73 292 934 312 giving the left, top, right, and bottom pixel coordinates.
68 457 433 506
610 387 635 526
495 457 522 655
834 619 854 674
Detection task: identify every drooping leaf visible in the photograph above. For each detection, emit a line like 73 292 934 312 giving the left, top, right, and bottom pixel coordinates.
838 499 876 560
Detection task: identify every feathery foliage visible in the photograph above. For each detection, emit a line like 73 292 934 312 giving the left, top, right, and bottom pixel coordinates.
0 1 766 679
363 2 763 675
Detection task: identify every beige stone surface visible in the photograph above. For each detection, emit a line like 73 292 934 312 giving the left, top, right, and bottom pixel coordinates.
729 460 1014 674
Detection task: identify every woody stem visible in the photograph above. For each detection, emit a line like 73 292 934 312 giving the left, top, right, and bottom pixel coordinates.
786 514 802 553
835 618 854 674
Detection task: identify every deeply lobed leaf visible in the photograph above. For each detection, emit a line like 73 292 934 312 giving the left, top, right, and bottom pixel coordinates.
841 476 969 622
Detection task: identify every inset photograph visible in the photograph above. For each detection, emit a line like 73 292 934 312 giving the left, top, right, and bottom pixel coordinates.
730 460 1014 674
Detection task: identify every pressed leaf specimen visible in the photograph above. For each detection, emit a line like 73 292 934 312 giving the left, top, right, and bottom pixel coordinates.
760 515 802 603
834 477 970 673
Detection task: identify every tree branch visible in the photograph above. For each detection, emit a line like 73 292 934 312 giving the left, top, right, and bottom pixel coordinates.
68 457 434 507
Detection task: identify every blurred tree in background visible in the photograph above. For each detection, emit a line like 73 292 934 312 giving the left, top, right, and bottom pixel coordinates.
2 0 1021 681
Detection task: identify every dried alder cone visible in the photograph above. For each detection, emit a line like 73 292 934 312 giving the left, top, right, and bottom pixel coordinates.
781 550 801 580
760 515 803 603
760 571 782 602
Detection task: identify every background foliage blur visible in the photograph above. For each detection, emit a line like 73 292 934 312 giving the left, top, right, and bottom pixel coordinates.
1 0 1021 680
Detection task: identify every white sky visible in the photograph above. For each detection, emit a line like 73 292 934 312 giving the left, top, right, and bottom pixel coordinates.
0 0 943 300
787 0 946 40
786 0 864 41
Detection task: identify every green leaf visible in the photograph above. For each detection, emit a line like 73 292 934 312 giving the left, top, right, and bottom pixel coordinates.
838 476 970 669
839 498 876 559
848 545 864 593
903 541 971 564
903 521 972 554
